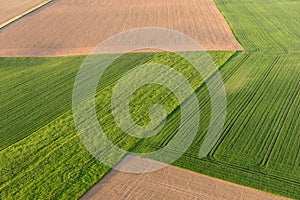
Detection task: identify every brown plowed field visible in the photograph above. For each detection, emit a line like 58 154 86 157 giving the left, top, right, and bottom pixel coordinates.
0 0 242 57
80 156 286 200
0 0 51 26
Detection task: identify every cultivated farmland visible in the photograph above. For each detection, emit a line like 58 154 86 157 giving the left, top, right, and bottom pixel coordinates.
0 0 299 199
0 0 242 57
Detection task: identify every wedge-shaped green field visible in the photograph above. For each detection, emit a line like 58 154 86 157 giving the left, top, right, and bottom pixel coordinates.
0 0 299 199
0 51 235 199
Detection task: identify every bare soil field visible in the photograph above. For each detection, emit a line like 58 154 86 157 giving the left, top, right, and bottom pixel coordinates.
0 0 242 57
0 0 52 27
80 156 286 200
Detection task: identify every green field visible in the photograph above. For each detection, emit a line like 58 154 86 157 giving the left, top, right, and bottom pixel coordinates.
0 51 234 199
0 0 299 199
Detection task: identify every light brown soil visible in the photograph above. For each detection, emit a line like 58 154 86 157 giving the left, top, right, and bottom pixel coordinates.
0 0 51 26
80 156 286 200
0 0 243 57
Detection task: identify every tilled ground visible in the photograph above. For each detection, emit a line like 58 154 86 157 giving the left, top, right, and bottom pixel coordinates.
0 0 52 26
0 0 242 57
80 156 286 200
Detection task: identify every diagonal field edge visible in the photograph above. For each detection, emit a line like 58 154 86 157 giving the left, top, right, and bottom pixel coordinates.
0 51 237 154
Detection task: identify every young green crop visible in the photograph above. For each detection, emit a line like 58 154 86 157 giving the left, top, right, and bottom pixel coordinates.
0 51 234 199
0 54 154 150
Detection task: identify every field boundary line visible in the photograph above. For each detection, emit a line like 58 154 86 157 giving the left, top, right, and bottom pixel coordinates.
213 0 244 51
180 153 300 187
128 51 240 155
0 0 55 30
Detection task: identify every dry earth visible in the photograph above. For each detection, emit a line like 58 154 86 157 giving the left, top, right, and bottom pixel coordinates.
0 0 52 27
0 0 242 57
80 156 286 200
